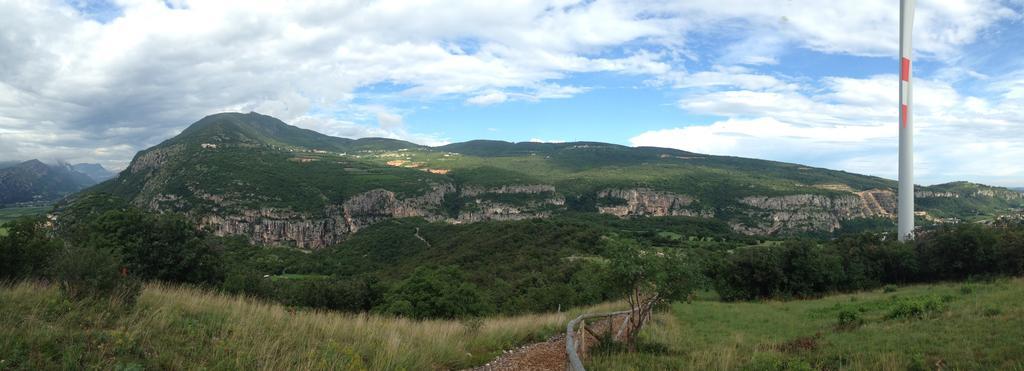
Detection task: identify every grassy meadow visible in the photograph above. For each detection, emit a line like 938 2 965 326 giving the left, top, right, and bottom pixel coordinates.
0 206 51 237
0 281 624 370
3 278 1024 370
589 278 1024 370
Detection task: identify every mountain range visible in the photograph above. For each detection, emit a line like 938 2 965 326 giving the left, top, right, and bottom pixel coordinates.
0 160 114 206
72 112 1024 248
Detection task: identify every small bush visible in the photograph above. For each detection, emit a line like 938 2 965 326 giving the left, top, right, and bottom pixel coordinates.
982 306 1002 317
51 245 141 307
836 309 863 330
886 296 944 320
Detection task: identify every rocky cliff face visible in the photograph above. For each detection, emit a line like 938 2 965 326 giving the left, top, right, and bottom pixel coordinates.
916 191 958 198
917 188 1022 200
187 183 570 248
454 184 564 223
734 190 896 235
139 176 908 247
596 188 712 218
194 184 452 249
460 184 556 197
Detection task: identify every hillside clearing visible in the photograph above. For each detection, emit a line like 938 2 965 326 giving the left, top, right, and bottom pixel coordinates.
0 205 50 226
0 282 625 370
589 278 1024 370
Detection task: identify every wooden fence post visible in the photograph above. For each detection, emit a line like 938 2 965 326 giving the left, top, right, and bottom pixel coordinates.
579 319 586 360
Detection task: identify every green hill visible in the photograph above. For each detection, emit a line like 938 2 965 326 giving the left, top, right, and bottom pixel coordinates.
70 112 1024 248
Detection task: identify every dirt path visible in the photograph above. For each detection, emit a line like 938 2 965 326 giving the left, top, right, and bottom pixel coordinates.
414 227 431 247
468 314 628 371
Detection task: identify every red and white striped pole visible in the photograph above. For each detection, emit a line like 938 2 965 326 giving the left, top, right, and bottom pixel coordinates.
898 0 915 241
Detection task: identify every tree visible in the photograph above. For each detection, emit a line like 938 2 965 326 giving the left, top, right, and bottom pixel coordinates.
0 217 61 280
713 245 785 301
51 244 141 307
916 224 998 280
71 209 224 285
381 266 492 319
605 238 698 348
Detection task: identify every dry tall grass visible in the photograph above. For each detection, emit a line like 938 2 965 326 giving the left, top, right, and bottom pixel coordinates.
0 281 624 370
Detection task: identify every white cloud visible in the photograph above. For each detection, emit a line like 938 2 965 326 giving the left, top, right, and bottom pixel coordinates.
0 0 1018 174
375 111 404 130
0 0 676 166
655 0 1017 58
632 71 1024 185
467 92 508 106
290 115 449 147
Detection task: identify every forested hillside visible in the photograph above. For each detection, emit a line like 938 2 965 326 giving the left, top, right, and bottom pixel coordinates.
68 112 1023 249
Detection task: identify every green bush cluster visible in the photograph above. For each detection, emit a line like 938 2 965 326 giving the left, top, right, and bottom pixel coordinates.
0 218 61 280
835 309 863 329
51 245 142 306
886 296 946 320
0 217 142 306
712 224 1024 301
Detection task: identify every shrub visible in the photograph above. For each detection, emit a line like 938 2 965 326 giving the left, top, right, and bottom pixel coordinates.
0 217 61 280
836 309 863 330
994 228 1024 275
51 245 142 307
915 224 998 280
714 241 842 300
886 296 944 320
779 240 844 297
982 306 1002 317
71 209 224 285
714 246 785 301
381 266 492 319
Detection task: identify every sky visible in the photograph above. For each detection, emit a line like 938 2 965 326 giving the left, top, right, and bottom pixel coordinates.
1 0 1023 186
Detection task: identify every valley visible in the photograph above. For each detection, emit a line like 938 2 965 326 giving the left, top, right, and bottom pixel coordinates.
5 2 1024 370
4 112 1024 370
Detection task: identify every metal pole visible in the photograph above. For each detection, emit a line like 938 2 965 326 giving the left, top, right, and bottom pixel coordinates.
898 0 916 241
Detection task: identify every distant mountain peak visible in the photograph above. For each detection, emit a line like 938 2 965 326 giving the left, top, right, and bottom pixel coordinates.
0 159 96 205
163 111 419 152
71 163 116 183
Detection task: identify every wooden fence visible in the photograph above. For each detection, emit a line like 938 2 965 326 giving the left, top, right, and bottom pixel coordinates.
564 300 655 371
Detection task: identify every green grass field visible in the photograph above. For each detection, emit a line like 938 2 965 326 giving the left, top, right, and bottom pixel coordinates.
0 205 51 237
0 206 50 224
590 278 1024 370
